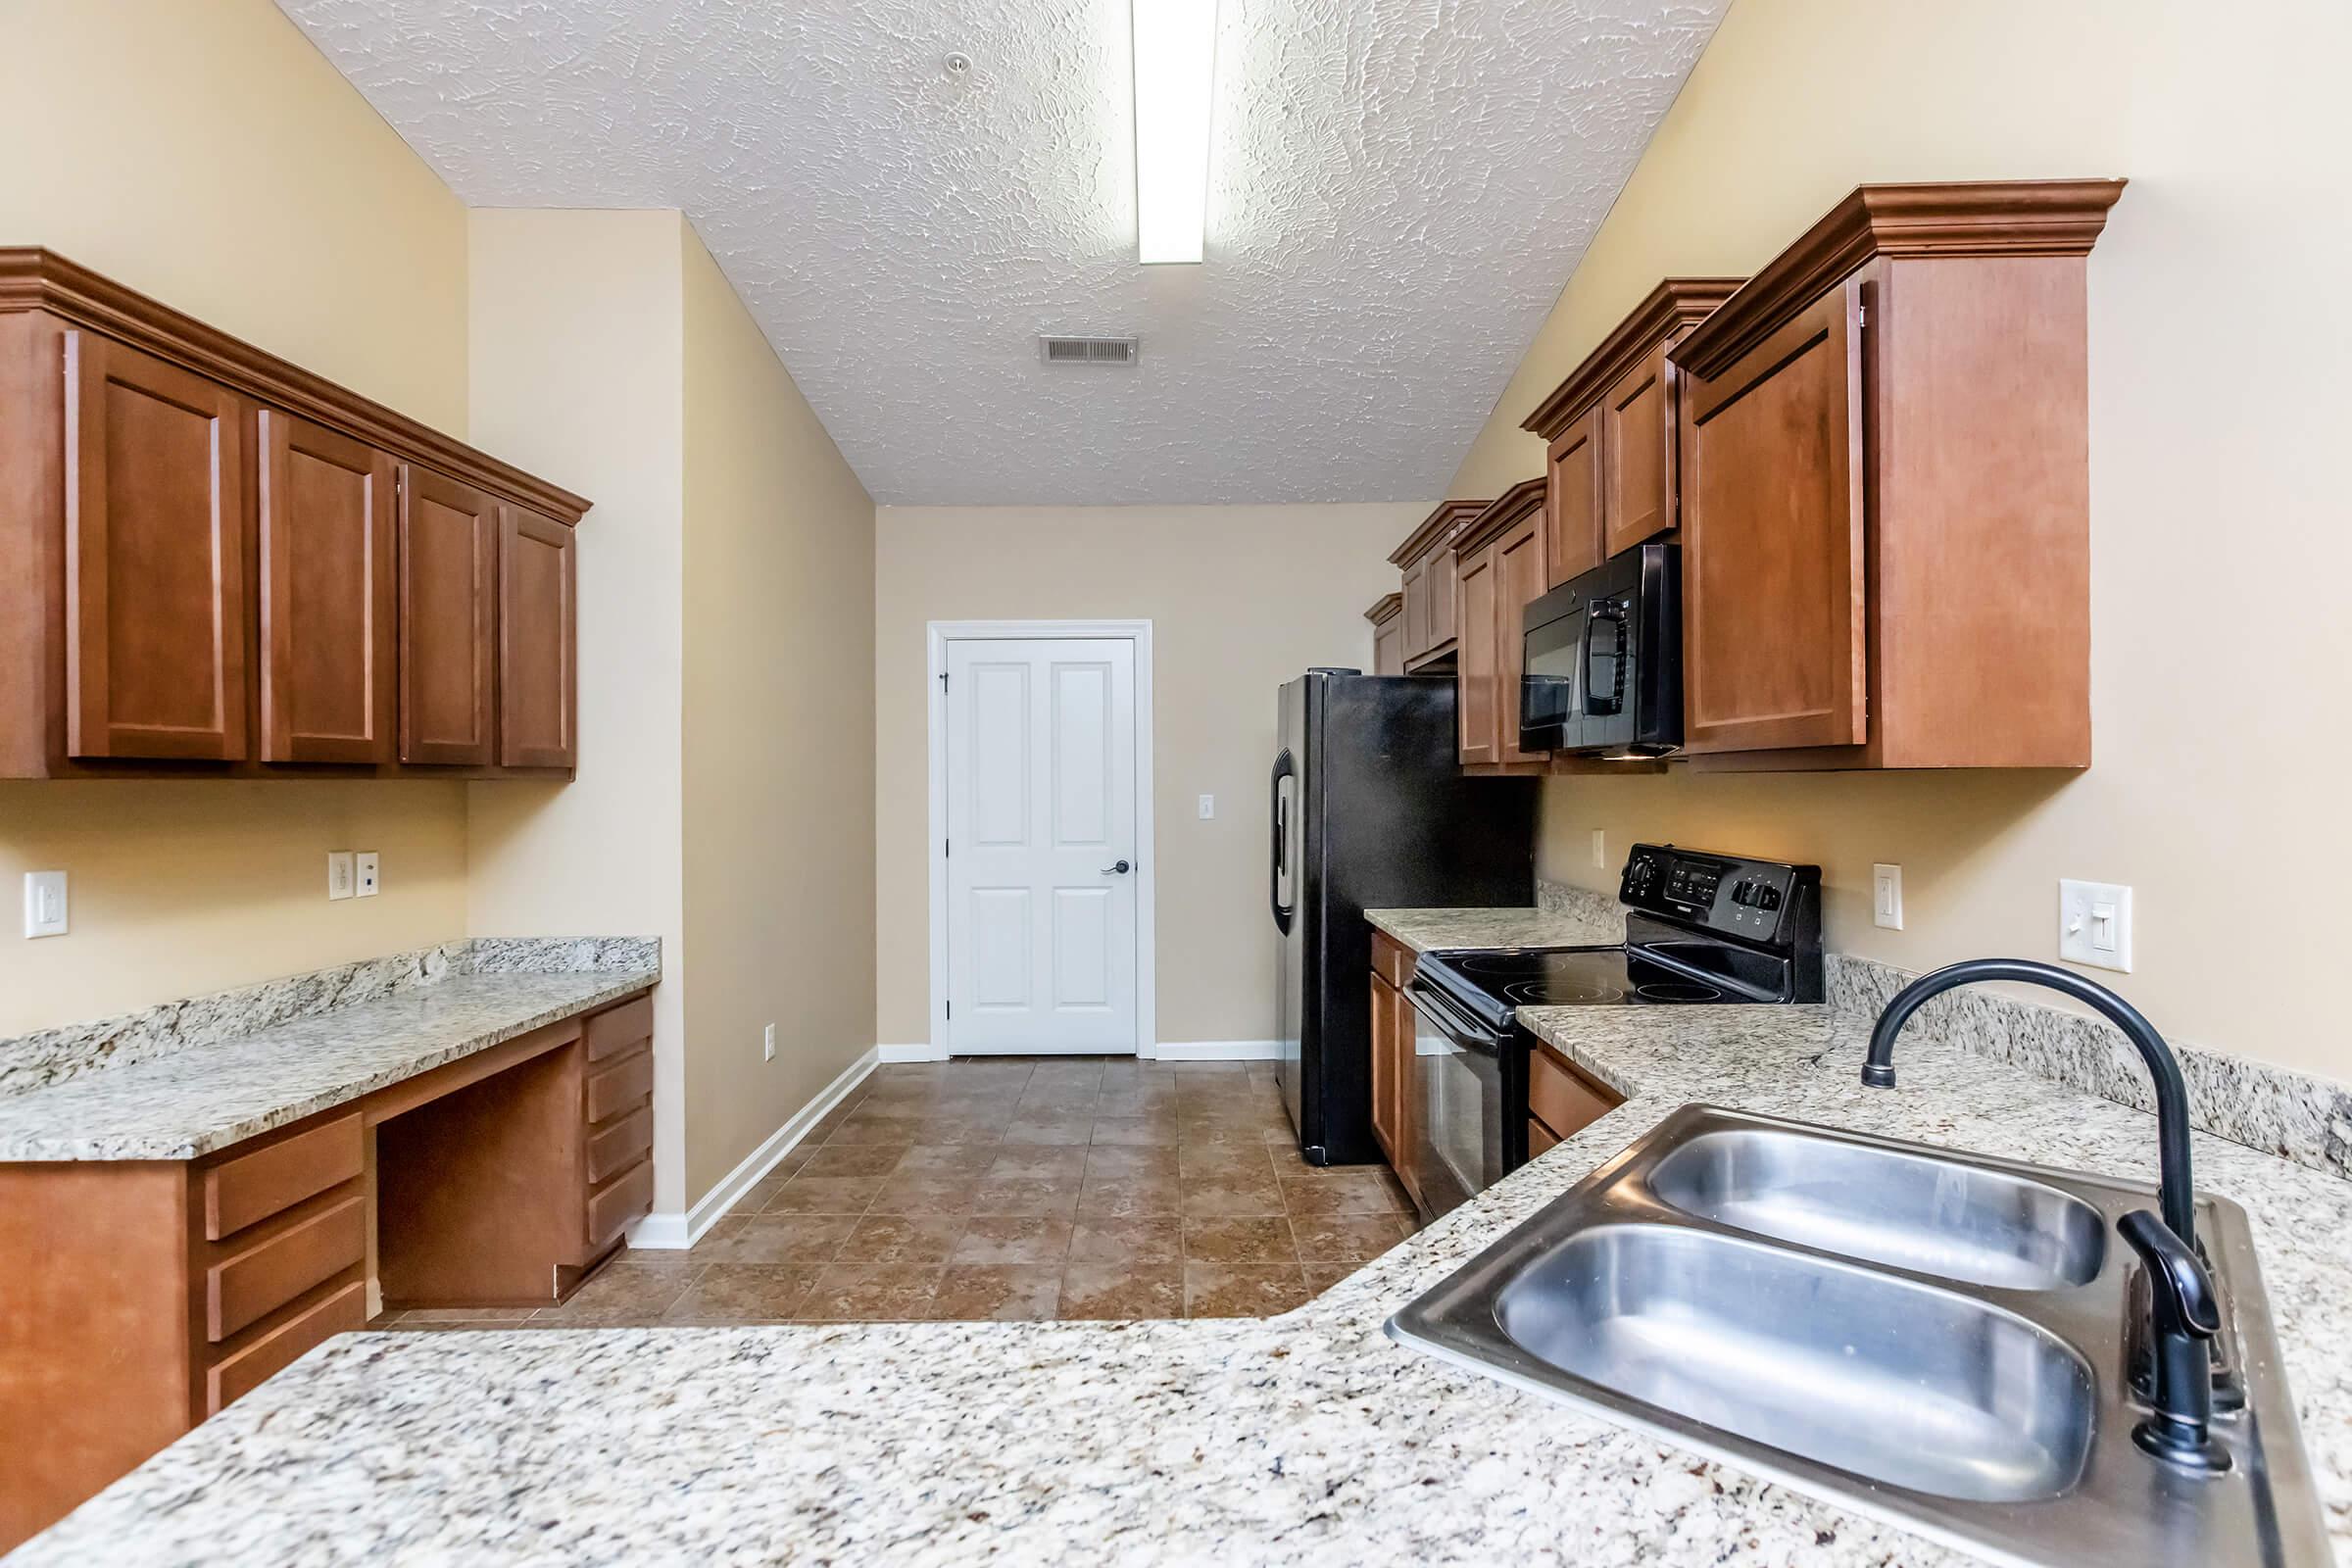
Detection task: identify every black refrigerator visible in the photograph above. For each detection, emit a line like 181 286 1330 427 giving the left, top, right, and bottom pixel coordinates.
1272 669 1536 1165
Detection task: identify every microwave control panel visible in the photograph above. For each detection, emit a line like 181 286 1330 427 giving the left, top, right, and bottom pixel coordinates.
1621 844 1811 944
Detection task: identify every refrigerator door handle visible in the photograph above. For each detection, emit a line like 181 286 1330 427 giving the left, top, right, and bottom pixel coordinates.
1269 749 1296 934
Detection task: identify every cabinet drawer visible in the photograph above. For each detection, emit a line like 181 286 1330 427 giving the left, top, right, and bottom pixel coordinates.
585 1045 654 1126
585 1102 654 1185
585 1156 654 1250
1528 1047 1620 1147
584 995 653 1061
1370 932 1415 991
207 1193 367 1343
202 1115 363 1241
1528 1117 1560 1157
206 1279 366 1414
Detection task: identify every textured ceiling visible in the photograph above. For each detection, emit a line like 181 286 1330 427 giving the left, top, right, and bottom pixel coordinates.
277 0 1726 505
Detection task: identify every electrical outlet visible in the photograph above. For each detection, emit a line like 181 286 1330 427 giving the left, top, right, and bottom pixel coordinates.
354 852 379 898
1198 794 1214 820
2059 879 2132 971
326 852 355 902
762 1023 777 1062
1872 863 1904 930
23 871 68 939
1590 829 1607 869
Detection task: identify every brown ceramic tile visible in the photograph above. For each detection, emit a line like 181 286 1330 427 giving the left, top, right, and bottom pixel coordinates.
1057 1260 1185 1320
1288 1212 1415 1263
1180 1175 1287 1217
867 1172 985 1214
1176 1144 1276 1180
536 1256 702 1323
386 1317 538 1333
1084 1146 1177 1180
836 1214 966 1264
767 1145 818 1179
693 1213 859 1264
797 1143 910 1178
952 1214 1074 1265
1183 1261 1310 1318
968 1175 1085 1216
1177 1119 1289 1150
1182 1216 1298 1264
1089 1115 1176 1146
1076 1173 1182 1217
1000 1113 1096 1146
985 1145 1091 1180
1278 1171 1406 1216
934 1265 1063 1321
894 1144 1003 1176
1301 1262 1358 1296
1067 1215 1182 1262
391 1305 538 1324
662 1263 822 1323
793 1263 943 1322
763 1175 886 1215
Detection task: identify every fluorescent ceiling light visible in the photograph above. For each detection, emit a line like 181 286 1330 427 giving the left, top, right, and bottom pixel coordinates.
1131 0 1217 264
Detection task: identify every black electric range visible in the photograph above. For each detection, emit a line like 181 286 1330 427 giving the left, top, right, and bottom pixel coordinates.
1404 844 1823 1220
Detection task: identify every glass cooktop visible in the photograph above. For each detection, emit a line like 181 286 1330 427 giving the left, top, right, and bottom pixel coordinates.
1443 946 1731 1008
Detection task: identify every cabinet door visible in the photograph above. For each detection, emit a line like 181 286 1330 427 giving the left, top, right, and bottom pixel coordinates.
1372 615 1403 676
1400 559 1429 659
1601 341 1676 557
397 465 497 765
63 331 248 760
1544 405 1603 589
1681 281 1868 754
496 506 576 769
1454 543 1497 763
1368 973 1399 1165
258 411 394 763
1494 512 1548 764
1426 535 1459 649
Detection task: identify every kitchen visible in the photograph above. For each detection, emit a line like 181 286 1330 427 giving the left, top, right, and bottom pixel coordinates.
3 0 2349 1563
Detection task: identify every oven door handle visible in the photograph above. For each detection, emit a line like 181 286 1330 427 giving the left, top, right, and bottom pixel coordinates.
1408 978 1504 1056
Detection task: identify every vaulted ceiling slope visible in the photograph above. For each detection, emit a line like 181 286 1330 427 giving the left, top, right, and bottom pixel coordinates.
278 0 1725 506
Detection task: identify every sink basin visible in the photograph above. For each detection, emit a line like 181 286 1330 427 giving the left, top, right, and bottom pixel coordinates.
1646 1124 2108 1289
1495 1221 2093 1501
1387 1103 2331 1567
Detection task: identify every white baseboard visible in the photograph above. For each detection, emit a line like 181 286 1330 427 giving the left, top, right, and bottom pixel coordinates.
877 1042 950 1063
1150 1039 1281 1061
626 1046 879 1250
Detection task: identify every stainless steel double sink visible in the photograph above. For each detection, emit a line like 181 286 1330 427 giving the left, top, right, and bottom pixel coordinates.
1387 1104 2329 1566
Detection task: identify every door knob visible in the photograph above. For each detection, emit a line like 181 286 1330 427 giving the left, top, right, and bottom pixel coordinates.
1102 859 1132 875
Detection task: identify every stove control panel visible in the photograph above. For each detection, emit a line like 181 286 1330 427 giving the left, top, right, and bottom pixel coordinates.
1620 844 1817 946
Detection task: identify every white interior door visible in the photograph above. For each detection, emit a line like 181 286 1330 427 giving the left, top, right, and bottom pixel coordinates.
946 637 1139 1054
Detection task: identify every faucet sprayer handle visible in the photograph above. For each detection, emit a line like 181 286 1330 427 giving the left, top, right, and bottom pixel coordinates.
2119 1210 2220 1339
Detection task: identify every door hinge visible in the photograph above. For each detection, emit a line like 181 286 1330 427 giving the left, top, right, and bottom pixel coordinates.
945 1001 952 1019
944 838 951 858
939 671 948 692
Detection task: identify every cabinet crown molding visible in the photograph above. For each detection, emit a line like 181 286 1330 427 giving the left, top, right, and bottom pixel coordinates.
1388 498 1489 566
1452 476 1546 557
1520 276 1745 439
1364 591 1404 625
0 248 590 525
1672 179 2126 379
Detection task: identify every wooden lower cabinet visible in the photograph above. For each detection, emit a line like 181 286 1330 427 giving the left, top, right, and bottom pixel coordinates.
1367 934 1419 1204
1527 1045 1623 1150
0 989 656 1550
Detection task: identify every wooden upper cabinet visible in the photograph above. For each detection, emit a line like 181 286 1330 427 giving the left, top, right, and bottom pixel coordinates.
497 506 577 769
1493 499 1548 765
1454 542 1498 763
1670 181 2122 768
1543 405 1602 588
1387 499 1484 668
1366 592 1404 677
1523 278 1742 592
62 331 248 760
1680 280 1869 755
398 465 498 766
258 411 395 763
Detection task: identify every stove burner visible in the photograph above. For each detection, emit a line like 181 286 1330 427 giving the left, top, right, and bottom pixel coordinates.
1500 978 1629 1006
1635 980 1724 1004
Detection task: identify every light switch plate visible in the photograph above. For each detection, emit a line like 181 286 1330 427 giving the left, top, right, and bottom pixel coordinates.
355 852 379 898
2059 879 2132 972
23 870 68 938
327 852 355 902
1198 794 1214 820
762 1023 777 1062
1872 863 1904 930
1591 830 1607 870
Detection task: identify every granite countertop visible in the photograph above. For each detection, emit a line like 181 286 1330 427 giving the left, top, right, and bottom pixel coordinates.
0 967 658 1161
1365 902 1620 953
13 915 2349 1566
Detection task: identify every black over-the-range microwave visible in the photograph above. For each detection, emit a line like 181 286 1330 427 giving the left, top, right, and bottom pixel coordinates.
1519 541 1683 758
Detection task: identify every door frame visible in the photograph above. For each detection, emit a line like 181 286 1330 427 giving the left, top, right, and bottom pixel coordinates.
926 619 1156 1059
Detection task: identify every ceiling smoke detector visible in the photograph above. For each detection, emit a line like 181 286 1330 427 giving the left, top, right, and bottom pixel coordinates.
1037 334 1140 367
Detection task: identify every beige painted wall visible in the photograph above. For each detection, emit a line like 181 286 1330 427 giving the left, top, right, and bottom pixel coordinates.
0 0 473 1035
679 232 876 1199
465 209 691 1210
1448 0 2352 1080
874 505 1416 1049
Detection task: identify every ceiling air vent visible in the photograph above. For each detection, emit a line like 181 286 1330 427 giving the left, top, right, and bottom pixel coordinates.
1038 334 1140 367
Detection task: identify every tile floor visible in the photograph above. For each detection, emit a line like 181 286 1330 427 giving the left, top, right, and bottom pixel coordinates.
372 1055 1418 1330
